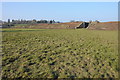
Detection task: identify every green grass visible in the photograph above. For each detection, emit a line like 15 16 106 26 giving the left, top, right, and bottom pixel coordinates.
2 29 118 78
2 28 46 32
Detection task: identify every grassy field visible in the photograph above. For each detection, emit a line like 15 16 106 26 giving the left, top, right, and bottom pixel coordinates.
2 29 118 78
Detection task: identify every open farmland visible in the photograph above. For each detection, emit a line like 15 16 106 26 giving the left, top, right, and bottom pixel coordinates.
2 29 118 78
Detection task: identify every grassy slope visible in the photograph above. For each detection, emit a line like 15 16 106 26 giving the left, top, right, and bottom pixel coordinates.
9 22 83 29
2 29 118 78
88 22 118 30
9 21 118 30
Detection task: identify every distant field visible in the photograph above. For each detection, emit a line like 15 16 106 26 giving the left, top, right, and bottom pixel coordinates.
10 22 82 29
7 21 118 30
2 29 118 78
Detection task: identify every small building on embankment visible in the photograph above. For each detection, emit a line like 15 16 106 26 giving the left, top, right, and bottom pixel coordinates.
75 22 90 29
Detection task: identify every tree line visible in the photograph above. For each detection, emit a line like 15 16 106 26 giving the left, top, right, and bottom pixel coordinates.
2 19 60 28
